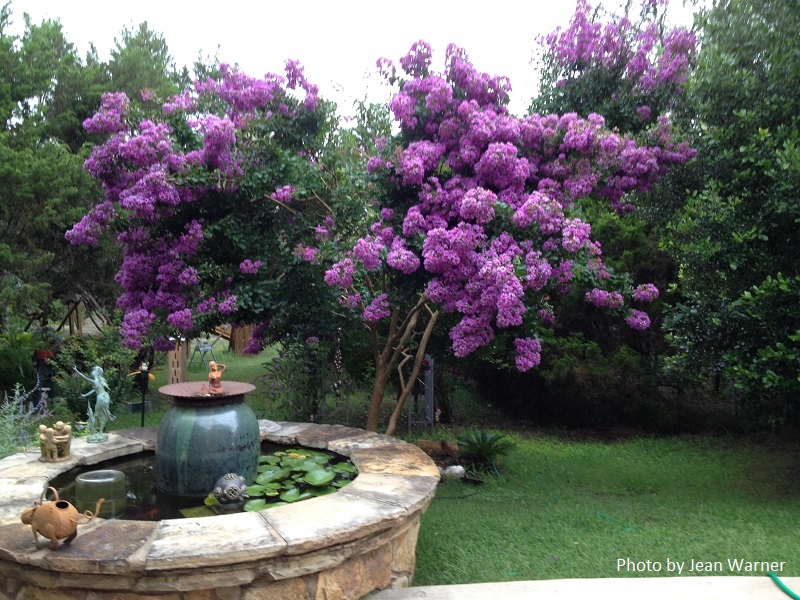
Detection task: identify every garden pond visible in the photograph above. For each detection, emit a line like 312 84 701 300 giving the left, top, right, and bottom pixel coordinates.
49 442 358 520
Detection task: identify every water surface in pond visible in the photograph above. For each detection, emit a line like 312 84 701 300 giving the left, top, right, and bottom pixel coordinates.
50 442 355 521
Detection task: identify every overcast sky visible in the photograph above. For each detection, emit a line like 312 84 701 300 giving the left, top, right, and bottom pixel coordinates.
7 1 697 117
6 0 586 115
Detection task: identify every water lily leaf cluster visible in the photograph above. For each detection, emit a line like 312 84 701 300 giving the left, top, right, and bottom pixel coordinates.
243 448 356 511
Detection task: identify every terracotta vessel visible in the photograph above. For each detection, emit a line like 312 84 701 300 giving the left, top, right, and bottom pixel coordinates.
20 487 104 550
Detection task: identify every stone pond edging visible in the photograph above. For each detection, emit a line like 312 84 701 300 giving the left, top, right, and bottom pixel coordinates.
0 422 440 599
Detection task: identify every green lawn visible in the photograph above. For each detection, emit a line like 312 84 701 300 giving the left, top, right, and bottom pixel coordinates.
414 433 799 584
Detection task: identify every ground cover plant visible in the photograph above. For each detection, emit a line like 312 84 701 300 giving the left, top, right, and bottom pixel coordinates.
414 432 799 584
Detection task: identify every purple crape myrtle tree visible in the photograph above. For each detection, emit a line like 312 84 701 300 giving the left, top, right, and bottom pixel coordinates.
67 62 339 351
323 40 695 434
533 0 697 134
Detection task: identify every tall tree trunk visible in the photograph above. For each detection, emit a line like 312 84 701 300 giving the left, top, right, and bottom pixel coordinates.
384 309 439 436
366 361 389 432
363 296 428 433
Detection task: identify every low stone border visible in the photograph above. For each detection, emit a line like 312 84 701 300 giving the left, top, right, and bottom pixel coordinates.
0 422 439 599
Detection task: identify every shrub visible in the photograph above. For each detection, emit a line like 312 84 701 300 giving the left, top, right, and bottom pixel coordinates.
266 337 336 422
0 333 36 393
456 429 515 475
50 326 138 418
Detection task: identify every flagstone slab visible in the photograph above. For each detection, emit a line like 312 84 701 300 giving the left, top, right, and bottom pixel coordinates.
147 510 287 569
339 473 438 515
70 435 145 465
350 445 441 478
262 492 406 555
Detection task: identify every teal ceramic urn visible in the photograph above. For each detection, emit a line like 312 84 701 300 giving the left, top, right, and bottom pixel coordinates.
156 382 259 498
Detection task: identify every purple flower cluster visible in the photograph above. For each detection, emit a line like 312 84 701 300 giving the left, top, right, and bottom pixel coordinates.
561 218 591 252
633 283 659 302
386 239 421 274
625 309 651 330
363 293 390 323
585 288 625 308
167 308 194 331
83 92 130 134
271 185 295 204
325 259 355 288
514 337 542 372
242 322 271 355
294 244 319 263
64 201 117 246
239 259 262 274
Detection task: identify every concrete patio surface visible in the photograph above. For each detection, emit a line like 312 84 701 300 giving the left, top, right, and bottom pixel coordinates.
367 575 800 599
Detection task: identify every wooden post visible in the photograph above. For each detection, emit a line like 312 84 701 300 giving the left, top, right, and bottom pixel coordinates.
168 339 188 384
68 300 83 337
229 324 254 355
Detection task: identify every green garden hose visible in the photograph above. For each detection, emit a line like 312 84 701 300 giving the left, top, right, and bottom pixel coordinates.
770 572 800 600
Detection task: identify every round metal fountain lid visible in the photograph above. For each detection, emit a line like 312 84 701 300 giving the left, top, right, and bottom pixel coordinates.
159 381 256 399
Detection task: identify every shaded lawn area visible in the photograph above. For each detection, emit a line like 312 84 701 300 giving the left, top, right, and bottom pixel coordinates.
414 434 799 585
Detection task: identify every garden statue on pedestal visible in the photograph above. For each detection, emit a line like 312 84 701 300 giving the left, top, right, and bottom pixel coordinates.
207 361 227 395
73 365 114 442
38 421 72 461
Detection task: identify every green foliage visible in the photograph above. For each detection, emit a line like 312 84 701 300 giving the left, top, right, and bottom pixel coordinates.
264 337 336 422
50 326 138 418
538 336 662 427
0 332 36 392
108 22 183 101
456 429 515 473
0 5 126 331
663 0 800 417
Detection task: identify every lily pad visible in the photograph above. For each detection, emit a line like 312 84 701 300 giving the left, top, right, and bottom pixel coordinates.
256 467 291 484
249 484 280 497
309 485 338 496
304 468 336 487
181 505 217 518
247 484 267 497
332 462 357 473
244 498 268 512
279 487 301 502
